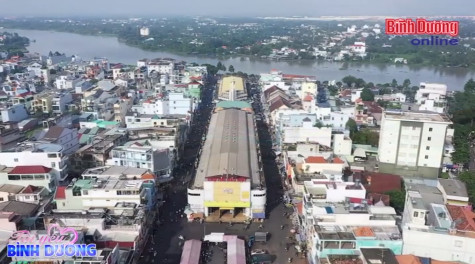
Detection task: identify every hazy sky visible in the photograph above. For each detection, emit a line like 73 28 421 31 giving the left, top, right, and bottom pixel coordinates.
0 0 473 17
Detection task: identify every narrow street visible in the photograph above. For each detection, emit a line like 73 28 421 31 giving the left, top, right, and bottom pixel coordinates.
140 75 305 263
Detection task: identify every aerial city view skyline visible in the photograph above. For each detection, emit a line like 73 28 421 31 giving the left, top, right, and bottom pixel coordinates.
0 0 475 264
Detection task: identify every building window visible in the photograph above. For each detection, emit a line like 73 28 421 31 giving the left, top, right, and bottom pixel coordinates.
425 155 428 159
426 146 430 150
427 137 431 141
0 198 4 201
14 158 18 162
8 175 20 180
51 162 56 168
413 212 419 217
429 127 433 132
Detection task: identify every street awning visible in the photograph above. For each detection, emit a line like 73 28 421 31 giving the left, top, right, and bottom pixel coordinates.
353 148 367 158
227 237 246 264
204 233 225 242
180 239 202 264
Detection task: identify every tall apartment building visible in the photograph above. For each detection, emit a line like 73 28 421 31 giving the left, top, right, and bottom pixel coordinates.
378 111 452 179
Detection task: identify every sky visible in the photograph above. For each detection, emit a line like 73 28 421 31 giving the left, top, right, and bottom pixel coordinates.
0 0 473 17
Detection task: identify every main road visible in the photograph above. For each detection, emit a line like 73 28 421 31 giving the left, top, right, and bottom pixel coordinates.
139 75 306 263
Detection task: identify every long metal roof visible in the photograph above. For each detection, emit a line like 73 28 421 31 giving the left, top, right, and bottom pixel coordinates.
193 108 260 188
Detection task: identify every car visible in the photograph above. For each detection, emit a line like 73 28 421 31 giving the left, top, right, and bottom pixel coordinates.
251 249 268 255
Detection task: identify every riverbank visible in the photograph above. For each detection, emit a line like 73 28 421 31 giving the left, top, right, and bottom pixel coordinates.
6 28 475 90
5 26 473 70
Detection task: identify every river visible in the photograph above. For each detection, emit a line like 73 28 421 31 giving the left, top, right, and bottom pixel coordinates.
7 29 475 91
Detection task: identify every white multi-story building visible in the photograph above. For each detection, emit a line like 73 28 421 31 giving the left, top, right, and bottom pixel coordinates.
378 110 452 179
303 199 402 264
55 75 81 90
55 177 149 210
351 42 367 55
415 82 448 113
0 165 56 191
402 183 475 264
132 92 193 116
0 143 68 181
147 61 174 75
333 133 352 156
51 91 73 115
107 142 171 176
315 105 350 131
125 113 183 129
282 120 332 147
140 27 150 36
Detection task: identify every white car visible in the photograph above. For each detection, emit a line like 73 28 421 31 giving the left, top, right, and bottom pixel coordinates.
251 249 268 255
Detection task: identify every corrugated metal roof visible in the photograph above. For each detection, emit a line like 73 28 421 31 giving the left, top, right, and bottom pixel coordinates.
194 109 260 188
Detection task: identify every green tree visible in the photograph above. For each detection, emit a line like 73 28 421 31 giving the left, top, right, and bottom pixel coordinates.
464 78 475 94
216 61 226 71
458 171 475 203
360 87 375 101
365 82 375 88
228 65 235 73
342 75 357 87
336 81 342 88
403 79 411 88
355 78 366 88
314 120 324 128
385 190 406 213
202 64 218 75
345 119 358 137
391 79 398 87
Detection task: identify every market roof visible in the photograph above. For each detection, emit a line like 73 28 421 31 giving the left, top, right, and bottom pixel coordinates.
193 108 260 188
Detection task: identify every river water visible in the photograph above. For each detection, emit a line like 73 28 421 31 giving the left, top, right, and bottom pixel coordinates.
7 29 475 91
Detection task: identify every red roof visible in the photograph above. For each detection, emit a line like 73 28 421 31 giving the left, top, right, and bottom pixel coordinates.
305 156 327 163
55 186 66 200
340 89 352 97
9 166 52 174
446 205 475 232
354 172 402 194
21 185 41 194
362 101 383 113
188 81 201 85
303 94 313 102
282 74 315 79
333 157 344 164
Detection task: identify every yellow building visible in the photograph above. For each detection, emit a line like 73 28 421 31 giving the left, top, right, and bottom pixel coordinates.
218 76 247 101
31 94 53 114
301 81 317 95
